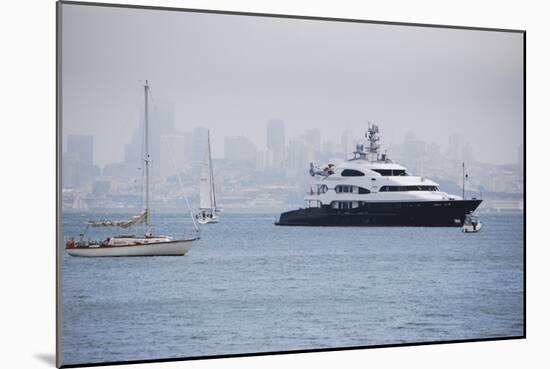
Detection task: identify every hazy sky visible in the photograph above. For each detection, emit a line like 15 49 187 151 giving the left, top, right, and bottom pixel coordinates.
62 3 523 166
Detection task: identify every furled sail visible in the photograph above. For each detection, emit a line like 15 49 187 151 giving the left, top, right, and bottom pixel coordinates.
87 210 148 228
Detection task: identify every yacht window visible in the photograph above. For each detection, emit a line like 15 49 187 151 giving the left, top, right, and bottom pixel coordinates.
372 169 392 176
335 185 354 193
336 201 353 209
358 187 370 194
372 169 408 176
341 169 365 177
379 185 439 192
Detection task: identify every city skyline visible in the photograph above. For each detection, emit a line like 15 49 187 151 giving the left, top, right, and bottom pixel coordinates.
63 120 522 170
62 118 523 200
62 108 523 168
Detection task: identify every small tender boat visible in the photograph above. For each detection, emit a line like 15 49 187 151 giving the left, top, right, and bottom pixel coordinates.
462 213 482 233
65 81 199 257
196 130 220 224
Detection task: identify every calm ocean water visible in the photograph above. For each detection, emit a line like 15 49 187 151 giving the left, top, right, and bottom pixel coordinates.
61 212 524 365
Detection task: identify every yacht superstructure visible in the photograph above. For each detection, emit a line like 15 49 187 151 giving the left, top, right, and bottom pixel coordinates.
276 125 481 227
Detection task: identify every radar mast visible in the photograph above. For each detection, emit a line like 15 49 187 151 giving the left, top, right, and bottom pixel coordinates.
351 122 387 162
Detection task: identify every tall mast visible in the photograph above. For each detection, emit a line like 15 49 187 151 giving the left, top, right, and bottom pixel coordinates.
144 80 152 236
208 130 217 210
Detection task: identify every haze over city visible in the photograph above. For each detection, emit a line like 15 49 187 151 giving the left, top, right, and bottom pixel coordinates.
62 4 523 167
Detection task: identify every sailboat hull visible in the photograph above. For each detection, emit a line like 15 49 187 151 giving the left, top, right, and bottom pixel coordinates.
66 238 196 257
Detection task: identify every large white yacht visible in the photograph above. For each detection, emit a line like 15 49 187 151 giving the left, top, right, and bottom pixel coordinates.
276 125 481 227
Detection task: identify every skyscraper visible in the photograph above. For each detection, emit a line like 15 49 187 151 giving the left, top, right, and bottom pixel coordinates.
64 135 96 188
267 119 285 165
256 149 274 171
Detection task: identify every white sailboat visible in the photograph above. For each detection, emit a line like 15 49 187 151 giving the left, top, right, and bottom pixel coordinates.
196 130 220 224
65 81 200 257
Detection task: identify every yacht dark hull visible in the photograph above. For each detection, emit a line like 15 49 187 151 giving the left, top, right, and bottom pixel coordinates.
275 199 482 227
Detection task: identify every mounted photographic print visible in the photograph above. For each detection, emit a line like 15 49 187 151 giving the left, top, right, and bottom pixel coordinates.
56 1 525 367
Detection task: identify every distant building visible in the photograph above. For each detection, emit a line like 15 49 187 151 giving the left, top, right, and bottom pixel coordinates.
225 136 257 166
305 128 321 153
267 119 286 165
63 135 97 189
62 152 80 189
256 149 274 171
179 127 211 167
